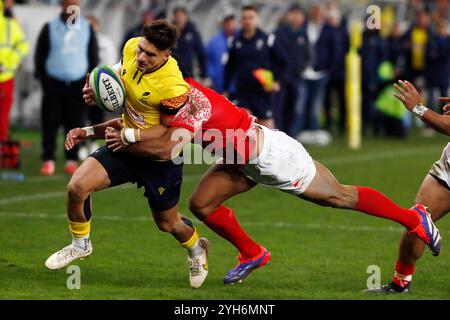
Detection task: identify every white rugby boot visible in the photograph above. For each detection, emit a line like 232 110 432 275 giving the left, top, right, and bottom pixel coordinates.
188 237 210 289
45 242 93 270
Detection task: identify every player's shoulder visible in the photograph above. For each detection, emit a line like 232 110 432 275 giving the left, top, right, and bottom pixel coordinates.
154 57 189 96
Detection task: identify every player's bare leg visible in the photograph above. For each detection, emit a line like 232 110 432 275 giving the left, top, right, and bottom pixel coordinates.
299 162 358 209
299 161 441 256
67 157 111 222
399 175 449 264
152 206 210 288
371 175 450 293
45 158 111 270
189 164 256 220
189 164 270 284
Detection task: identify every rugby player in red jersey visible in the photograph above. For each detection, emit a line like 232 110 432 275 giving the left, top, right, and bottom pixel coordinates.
105 77 442 285
365 80 449 293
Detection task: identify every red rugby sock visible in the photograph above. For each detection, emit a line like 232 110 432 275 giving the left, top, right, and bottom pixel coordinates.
355 187 420 230
392 260 415 288
203 205 262 260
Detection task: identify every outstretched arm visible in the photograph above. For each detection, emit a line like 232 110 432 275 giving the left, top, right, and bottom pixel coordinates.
105 126 194 160
393 80 450 136
65 118 123 151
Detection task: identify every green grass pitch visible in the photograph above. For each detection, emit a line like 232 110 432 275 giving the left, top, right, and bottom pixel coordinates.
1 129 450 300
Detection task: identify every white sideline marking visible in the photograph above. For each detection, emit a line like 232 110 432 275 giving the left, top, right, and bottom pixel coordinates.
0 192 65 206
320 146 441 166
27 175 67 183
0 211 449 235
0 144 442 207
1 145 441 185
0 175 201 207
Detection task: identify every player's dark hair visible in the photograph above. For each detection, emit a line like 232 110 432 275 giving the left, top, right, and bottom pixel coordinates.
242 4 259 14
141 19 179 51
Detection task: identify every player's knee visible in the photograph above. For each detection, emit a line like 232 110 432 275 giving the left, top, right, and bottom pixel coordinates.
67 180 90 203
156 219 175 234
324 186 356 209
188 198 214 220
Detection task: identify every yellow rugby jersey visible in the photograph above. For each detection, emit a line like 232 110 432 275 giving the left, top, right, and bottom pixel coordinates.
120 37 190 129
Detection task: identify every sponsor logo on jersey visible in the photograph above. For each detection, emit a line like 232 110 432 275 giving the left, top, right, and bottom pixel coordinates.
124 102 146 127
142 92 151 99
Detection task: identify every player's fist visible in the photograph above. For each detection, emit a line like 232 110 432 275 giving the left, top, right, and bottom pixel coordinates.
439 97 450 115
105 127 127 152
108 118 124 131
83 73 96 106
393 80 422 111
65 128 88 151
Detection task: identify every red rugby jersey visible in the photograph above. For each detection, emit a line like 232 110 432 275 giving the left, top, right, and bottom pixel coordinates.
169 78 258 164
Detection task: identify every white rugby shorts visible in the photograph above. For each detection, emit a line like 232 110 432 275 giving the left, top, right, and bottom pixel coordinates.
239 125 317 195
429 143 450 189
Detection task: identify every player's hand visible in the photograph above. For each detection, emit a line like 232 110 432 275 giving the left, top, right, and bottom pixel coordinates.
439 97 450 115
393 80 422 111
83 73 97 106
108 119 124 131
65 128 87 151
105 127 128 152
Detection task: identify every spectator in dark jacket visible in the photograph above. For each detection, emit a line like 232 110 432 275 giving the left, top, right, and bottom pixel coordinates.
290 4 338 137
172 6 208 82
387 23 404 68
360 27 387 134
274 4 309 133
324 7 349 134
120 10 154 53
224 5 289 129
426 20 450 113
206 13 238 93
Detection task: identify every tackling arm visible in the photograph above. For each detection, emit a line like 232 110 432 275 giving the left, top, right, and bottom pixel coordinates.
125 127 194 160
91 118 124 138
394 80 450 136
419 109 450 136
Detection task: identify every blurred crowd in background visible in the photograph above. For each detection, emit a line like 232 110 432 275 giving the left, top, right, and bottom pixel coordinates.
2 0 450 174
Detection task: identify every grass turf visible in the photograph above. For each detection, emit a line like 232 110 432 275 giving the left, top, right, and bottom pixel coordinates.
1 129 450 300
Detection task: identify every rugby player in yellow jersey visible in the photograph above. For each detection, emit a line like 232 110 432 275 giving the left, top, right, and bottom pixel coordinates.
44 20 210 289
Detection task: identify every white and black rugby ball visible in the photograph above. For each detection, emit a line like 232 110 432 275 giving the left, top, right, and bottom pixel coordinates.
89 65 125 112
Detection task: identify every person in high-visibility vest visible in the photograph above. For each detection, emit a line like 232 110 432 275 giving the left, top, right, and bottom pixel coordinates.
0 0 29 142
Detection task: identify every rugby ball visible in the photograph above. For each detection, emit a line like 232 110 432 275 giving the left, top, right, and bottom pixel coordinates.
89 65 125 112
